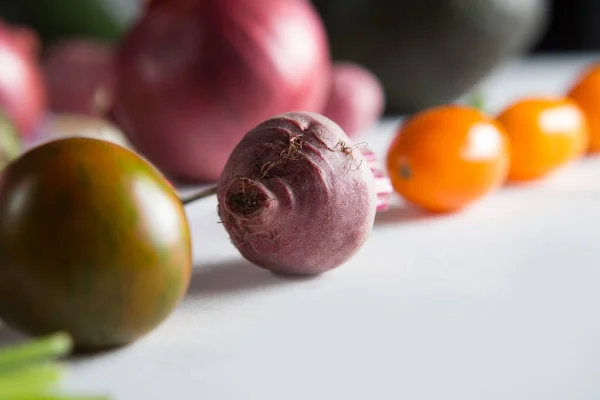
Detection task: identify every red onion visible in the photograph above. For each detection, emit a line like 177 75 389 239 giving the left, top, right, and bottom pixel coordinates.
42 39 116 117
8 25 40 58
322 61 385 138
112 0 331 182
0 19 46 137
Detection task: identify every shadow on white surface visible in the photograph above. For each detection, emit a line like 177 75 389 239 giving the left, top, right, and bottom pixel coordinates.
374 203 440 226
185 258 317 300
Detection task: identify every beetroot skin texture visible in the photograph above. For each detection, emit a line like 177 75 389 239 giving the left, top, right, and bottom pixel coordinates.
217 112 377 275
322 62 385 138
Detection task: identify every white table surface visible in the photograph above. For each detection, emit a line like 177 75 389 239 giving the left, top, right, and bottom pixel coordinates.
3 54 600 400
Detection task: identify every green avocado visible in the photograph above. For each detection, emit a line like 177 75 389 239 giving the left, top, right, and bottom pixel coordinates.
0 0 133 44
312 0 549 114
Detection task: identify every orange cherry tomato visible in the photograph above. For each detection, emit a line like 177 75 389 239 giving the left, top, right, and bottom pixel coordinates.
386 105 510 213
496 97 589 182
568 64 600 153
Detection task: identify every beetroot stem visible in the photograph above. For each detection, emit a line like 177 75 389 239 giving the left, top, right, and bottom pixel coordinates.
180 185 218 205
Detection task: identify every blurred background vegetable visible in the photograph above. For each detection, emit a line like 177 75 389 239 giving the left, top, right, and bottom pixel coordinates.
496 97 589 182
311 0 550 113
0 0 132 45
0 19 46 137
321 61 385 139
1 0 598 183
42 39 116 117
111 0 332 182
567 64 600 154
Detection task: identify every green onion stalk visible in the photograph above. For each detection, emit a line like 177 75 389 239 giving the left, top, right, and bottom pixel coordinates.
0 332 109 400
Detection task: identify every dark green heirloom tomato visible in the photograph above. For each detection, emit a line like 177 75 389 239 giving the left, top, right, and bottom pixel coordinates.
0 137 192 350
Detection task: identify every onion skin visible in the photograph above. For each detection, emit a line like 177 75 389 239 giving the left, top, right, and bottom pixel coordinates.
113 0 331 182
42 39 116 117
0 20 46 137
322 61 385 138
8 25 40 58
217 112 377 276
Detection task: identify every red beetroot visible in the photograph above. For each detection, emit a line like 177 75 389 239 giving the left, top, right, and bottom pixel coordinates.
217 112 377 275
42 39 116 117
0 20 46 137
322 62 385 138
112 0 332 182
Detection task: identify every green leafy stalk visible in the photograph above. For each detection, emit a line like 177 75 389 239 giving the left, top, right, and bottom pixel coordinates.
0 332 110 399
0 362 65 398
466 90 487 112
0 332 72 372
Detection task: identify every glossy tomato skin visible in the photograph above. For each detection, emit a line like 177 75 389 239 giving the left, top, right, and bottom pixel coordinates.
386 105 510 213
568 65 600 153
0 138 192 350
497 97 589 182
